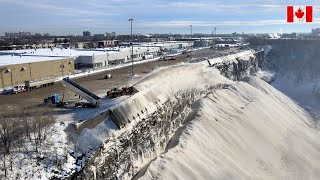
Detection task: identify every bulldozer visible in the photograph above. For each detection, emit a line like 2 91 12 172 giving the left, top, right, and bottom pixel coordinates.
106 86 138 98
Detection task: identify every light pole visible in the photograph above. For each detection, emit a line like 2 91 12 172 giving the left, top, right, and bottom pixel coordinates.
190 25 193 59
9 68 14 87
60 61 64 77
129 18 134 76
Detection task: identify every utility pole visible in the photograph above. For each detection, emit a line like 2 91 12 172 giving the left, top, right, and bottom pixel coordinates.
215 27 217 38
190 25 193 59
10 68 14 87
129 18 134 76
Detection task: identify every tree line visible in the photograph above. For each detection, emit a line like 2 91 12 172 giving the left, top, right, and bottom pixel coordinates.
0 106 55 178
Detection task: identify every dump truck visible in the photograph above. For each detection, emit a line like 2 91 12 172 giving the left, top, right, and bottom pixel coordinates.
43 94 67 107
106 86 138 98
62 77 101 107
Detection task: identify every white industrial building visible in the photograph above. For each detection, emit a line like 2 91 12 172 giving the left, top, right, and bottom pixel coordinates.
0 42 190 70
0 46 160 69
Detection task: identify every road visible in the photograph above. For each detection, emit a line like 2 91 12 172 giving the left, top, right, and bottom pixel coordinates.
0 48 234 112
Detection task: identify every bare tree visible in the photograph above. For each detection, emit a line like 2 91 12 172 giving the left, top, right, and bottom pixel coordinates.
29 107 55 153
0 116 21 177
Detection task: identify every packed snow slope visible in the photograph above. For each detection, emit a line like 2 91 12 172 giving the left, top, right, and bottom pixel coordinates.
264 40 320 116
140 75 320 179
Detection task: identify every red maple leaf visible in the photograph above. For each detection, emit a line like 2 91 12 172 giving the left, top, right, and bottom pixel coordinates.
295 8 304 19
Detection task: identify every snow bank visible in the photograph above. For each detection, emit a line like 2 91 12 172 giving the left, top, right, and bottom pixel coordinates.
207 50 255 65
141 77 320 180
108 63 232 128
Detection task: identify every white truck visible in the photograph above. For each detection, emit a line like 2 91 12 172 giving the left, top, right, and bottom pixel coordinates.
11 85 27 94
25 79 55 91
163 55 177 61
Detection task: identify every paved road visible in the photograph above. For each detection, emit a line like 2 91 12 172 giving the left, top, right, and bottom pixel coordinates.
0 48 234 112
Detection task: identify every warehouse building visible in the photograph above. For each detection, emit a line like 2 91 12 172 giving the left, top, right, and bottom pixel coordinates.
0 46 161 70
0 42 186 88
0 55 74 88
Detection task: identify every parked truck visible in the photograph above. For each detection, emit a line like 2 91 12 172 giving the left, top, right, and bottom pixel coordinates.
43 94 67 107
6 79 55 94
25 79 55 90
163 55 177 61
11 85 27 94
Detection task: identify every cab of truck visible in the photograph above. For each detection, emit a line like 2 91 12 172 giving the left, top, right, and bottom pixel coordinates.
11 85 27 94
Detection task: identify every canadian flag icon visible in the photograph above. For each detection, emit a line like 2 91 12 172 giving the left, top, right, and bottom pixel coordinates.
287 6 313 23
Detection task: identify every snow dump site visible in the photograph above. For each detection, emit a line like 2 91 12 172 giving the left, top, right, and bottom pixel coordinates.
1 46 320 179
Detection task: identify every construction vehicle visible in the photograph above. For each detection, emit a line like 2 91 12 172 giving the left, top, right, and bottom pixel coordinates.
62 77 101 107
43 94 67 107
106 86 138 98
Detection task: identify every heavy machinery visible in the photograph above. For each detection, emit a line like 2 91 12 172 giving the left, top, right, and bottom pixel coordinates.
106 86 138 98
62 77 101 107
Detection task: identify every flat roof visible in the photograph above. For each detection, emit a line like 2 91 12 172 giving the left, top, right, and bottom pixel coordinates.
0 45 167 66
0 55 69 66
0 48 111 57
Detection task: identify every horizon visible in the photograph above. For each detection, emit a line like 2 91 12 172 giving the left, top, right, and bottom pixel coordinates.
1 0 320 35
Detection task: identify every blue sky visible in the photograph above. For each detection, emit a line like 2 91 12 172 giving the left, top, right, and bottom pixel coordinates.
1 0 320 35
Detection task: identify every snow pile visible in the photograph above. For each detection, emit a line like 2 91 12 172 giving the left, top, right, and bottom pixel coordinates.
207 50 255 65
141 77 320 180
256 69 275 83
108 63 232 129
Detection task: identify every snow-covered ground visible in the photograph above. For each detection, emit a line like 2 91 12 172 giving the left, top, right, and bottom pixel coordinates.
140 76 320 180
3 46 320 179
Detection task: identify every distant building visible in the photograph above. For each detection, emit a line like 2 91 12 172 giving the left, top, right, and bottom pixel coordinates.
105 32 116 39
43 33 51 37
5 31 32 38
97 40 120 48
281 33 297 39
83 31 91 37
93 33 105 37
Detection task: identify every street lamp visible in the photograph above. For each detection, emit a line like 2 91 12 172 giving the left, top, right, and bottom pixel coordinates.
129 18 134 76
60 61 65 77
190 25 193 59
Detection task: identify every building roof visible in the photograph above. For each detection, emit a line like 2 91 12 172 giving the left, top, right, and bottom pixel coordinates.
0 45 164 66
0 54 69 66
0 48 112 57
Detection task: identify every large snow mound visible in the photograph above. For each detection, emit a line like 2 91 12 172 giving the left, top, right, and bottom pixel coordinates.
141 77 320 180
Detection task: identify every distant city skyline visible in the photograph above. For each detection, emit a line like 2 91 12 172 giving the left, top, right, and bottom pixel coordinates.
1 0 320 35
